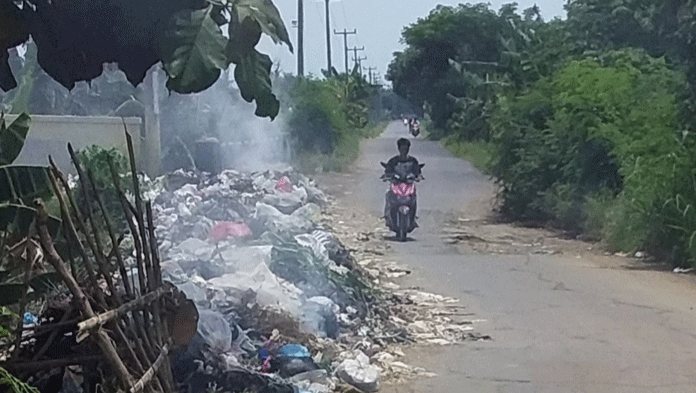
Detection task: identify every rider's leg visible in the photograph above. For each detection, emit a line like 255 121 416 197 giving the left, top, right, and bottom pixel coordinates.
409 193 418 230
384 191 392 226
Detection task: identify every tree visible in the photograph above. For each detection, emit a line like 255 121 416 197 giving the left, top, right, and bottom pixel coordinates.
0 0 292 119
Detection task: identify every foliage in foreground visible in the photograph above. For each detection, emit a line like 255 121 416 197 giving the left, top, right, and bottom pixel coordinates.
0 0 292 119
0 309 38 393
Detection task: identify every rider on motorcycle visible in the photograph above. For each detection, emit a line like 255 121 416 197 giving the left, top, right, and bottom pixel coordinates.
383 138 423 231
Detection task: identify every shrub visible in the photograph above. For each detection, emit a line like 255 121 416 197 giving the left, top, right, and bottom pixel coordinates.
491 49 686 247
75 145 132 232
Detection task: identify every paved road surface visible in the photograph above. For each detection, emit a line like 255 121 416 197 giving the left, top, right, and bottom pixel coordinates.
349 122 696 393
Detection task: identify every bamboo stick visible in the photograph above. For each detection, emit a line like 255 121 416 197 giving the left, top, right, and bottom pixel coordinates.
84 166 134 298
119 320 166 393
106 158 146 295
129 339 173 393
106 157 158 358
124 132 155 294
31 305 75 361
34 200 135 391
67 144 118 301
78 287 167 332
3 355 104 370
48 160 107 307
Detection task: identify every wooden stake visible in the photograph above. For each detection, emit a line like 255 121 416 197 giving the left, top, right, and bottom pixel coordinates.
78 287 167 332
34 200 135 391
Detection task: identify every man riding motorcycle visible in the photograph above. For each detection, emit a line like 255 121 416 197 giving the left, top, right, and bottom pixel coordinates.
381 138 424 240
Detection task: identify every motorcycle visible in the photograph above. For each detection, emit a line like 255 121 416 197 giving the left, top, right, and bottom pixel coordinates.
409 122 420 137
380 162 424 241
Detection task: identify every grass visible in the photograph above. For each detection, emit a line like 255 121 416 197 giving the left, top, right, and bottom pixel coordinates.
442 135 495 174
293 121 389 173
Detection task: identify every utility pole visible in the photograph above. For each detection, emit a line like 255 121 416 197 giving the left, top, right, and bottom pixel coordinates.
297 0 304 76
334 29 357 74
374 72 382 85
363 66 376 84
352 56 367 75
324 0 332 72
349 46 365 71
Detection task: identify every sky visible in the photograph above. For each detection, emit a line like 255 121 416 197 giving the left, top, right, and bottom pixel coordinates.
260 1 566 82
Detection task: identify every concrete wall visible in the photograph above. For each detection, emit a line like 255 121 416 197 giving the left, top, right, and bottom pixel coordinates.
3 115 145 175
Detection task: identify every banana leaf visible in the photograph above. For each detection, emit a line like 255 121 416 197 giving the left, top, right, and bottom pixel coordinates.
0 204 61 237
0 166 52 204
0 113 31 165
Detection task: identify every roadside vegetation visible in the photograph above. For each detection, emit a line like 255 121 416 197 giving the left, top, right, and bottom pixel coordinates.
387 1 696 267
278 69 388 172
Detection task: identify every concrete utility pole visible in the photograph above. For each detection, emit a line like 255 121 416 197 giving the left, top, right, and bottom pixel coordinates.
297 0 304 76
374 72 382 85
352 56 367 75
349 46 365 71
334 29 357 73
363 66 376 84
324 0 332 72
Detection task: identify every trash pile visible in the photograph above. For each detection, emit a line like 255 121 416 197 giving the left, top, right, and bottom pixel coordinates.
146 168 397 392
141 167 488 392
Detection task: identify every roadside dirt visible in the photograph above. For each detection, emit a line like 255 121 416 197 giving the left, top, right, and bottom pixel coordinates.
314 170 675 278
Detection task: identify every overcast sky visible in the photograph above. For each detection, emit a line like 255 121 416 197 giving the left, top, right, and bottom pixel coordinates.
260 1 565 81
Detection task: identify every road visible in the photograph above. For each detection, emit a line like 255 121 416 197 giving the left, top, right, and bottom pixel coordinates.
348 122 696 392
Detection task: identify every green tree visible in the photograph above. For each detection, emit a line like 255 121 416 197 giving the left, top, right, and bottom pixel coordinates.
0 0 292 119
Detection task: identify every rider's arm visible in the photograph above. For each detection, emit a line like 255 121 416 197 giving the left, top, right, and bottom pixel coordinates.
384 156 398 174
411 157 421 175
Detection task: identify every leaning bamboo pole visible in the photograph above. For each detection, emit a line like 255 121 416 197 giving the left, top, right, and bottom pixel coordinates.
34 200 136 391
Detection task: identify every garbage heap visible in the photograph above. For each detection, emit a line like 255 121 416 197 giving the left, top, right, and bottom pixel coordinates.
149 168 405 393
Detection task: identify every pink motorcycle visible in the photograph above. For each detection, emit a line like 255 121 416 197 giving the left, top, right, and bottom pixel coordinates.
380 163 424 241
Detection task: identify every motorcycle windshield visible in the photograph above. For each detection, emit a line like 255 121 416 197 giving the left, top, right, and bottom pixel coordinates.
391 182 416 197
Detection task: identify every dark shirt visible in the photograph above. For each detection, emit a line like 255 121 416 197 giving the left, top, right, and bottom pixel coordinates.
385 155 421 177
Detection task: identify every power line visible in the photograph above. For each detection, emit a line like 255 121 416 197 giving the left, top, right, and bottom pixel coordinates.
363 66 376 84
334 29 356 74
352 55 367 73
349 46 364 71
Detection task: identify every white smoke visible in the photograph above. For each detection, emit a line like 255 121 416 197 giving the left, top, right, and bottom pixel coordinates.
160 70 290 173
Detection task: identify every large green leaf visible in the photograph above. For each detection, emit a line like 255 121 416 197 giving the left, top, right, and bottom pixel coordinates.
0 204 61 237
161 5 228 94
231 49 279 119
0 0 30 91
0 166 52 204
0 113 31 165
231 0 293 52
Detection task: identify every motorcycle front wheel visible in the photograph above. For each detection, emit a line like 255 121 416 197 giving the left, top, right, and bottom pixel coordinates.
396 210 410 241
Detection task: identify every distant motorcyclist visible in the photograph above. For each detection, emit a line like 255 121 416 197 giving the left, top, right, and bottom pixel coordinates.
409 118 420 136
383 138 423 232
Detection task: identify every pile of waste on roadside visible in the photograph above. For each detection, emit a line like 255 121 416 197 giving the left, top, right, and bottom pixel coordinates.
141 167 486 392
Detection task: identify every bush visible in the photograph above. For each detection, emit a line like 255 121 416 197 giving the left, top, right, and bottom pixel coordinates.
283 74 383 171
443 134 495 174
491 49 686 245
75 145 132 232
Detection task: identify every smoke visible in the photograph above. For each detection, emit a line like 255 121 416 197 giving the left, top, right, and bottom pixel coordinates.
160 70 290 173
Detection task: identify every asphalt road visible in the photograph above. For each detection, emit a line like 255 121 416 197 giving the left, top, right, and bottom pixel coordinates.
352 122 696 393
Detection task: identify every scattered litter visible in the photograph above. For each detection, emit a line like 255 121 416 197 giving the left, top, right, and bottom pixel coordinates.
336 350 380 392
210 221 252 242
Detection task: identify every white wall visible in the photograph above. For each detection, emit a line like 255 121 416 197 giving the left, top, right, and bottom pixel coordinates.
4 115 146 175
